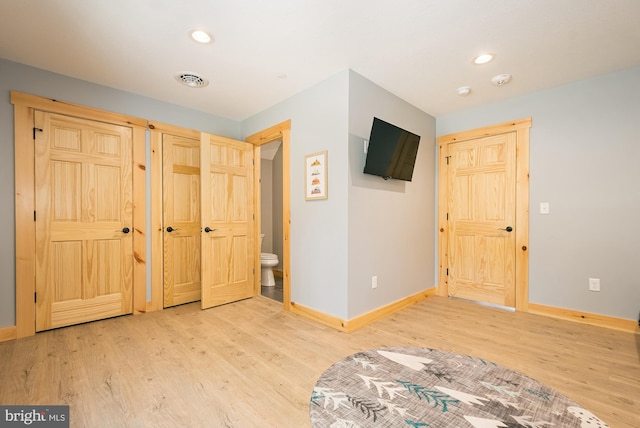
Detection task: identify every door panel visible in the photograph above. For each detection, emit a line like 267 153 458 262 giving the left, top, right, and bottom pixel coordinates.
162 134 201 307
35 112 133 331
447 133 516 307
201 134 255 309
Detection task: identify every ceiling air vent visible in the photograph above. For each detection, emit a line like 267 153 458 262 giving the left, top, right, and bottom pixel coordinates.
175 72 209 88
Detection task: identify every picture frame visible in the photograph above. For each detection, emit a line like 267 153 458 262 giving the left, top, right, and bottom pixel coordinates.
304 150 328 200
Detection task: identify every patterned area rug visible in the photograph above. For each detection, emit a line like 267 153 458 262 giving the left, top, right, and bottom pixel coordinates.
310 347 608 427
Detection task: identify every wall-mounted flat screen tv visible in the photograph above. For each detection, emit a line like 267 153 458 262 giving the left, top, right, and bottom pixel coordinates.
363 117 421 181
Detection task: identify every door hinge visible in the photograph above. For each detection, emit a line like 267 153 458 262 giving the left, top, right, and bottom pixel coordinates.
33 127 43 140
445 155 451 165
446 268 449 276
34 292 37 303
34 211 36 221
446 213 449 220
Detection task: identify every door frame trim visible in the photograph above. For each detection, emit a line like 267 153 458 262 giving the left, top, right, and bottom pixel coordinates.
246 120 292 310
11 91 148 338
437 118 531 311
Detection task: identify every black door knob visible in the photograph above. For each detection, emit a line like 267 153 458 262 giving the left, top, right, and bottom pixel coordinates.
501 226 513 232
204 227 213 233
121 227 130 234
166 226 174 232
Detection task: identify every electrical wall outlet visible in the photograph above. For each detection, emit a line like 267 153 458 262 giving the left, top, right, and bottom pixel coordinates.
540 202 550 215
371 276 378 289
588 278 600 292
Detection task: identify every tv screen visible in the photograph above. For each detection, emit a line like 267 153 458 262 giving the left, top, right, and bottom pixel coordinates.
363 117 420 181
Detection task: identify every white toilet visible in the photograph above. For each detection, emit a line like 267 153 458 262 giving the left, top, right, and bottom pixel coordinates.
260 234 279 287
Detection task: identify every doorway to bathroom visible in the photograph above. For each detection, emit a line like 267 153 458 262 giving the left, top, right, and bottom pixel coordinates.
259 140 284 302
246 120 292 309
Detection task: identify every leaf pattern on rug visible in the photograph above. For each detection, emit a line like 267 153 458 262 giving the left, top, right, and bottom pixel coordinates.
404 420 429 427
358 375 407 399
397 380 460 412
480 381 521 398
525 389 551 401
424 367 453 383
352 356 384 372
312 387 350 410
348 396 386 421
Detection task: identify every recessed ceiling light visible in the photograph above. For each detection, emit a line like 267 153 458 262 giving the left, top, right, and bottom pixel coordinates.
175 72 209 88
190 29 213 44
473 53 494 65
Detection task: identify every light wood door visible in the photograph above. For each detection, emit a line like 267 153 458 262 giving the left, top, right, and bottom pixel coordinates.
200 134 255 309
162 134 201 307
447 132 517 307
35 112 133 331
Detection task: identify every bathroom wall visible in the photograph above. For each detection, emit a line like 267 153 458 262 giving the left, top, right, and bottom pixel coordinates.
260 158 274 253
259 141 284 264
272 144 284 265
437 66 640 321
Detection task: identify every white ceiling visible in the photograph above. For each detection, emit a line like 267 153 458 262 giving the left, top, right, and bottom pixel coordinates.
2 0 639 121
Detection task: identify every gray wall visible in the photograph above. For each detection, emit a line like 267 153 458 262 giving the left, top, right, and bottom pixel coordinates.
260 158 274 253
437 66 640 321
242 70 437 320
242 71 351 319
259 143 284 265
0 58 241 328
347 71 436 318
272 145 284 264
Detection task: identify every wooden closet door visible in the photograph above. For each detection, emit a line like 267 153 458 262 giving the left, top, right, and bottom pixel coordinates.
35 111 133 331
162 134 202 307
200 134 255 309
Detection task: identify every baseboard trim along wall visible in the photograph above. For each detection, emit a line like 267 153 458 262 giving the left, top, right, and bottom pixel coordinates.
3 293 636 341
0 326 17 342
289 288 437 333
528 303 639 334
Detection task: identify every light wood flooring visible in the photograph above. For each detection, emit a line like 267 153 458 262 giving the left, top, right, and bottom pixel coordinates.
1 296 638 427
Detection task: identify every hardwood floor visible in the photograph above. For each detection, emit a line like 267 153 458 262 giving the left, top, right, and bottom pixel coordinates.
0 296 638 427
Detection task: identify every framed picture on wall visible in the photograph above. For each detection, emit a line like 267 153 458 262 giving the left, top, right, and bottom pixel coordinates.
304 150 328 200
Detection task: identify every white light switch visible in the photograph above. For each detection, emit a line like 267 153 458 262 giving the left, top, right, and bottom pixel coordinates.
539 202 550 215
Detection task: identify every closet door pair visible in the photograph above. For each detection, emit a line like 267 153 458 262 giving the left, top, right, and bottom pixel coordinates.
162 131 255 310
